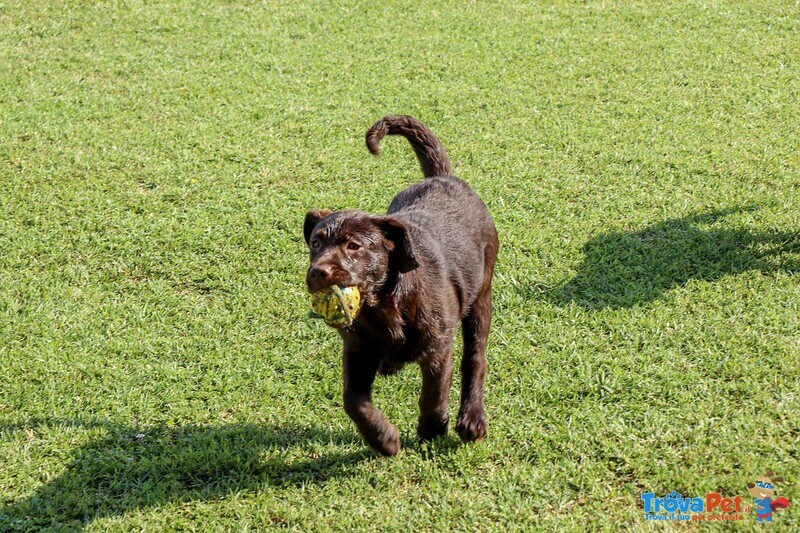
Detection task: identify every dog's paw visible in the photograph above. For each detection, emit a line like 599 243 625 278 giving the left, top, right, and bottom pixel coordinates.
455 409 487 442
417 414 449 442
373 425 401 456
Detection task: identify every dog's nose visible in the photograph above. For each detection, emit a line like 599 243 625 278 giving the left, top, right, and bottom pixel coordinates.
307 264 334 292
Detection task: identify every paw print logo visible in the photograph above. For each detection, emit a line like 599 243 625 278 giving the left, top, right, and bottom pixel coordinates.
747 471 791 523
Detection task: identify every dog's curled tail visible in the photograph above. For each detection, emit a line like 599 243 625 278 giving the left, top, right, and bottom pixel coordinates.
366 115 452 178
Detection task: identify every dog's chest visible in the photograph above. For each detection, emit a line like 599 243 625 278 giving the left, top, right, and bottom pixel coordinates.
344 307 424 365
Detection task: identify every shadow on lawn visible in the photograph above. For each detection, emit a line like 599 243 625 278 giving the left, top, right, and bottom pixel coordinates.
533 208 800 309
0 420 371 530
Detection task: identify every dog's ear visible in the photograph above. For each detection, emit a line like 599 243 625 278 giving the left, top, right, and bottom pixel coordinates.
304 209 333 244
379 217 419 273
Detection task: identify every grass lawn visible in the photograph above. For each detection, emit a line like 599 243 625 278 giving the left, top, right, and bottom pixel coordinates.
1 0 799 529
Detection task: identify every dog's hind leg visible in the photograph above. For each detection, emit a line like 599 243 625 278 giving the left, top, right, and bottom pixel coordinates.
417 342 454 441
456 286 491 442
456 243 497 442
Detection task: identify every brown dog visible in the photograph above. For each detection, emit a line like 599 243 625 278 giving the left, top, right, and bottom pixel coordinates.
304 116 498 456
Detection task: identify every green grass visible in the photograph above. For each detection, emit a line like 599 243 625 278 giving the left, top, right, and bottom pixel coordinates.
1 0 799 529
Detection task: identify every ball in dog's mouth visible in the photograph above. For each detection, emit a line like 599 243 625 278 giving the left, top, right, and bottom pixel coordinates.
309 285 362 327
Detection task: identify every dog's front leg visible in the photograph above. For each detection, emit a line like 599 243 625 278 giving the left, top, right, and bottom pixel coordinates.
343 349 400 456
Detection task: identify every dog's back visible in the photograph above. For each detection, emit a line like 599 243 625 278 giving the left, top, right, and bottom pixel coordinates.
366 116 498 319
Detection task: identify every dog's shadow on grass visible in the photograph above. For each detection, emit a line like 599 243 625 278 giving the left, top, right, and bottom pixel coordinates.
531 208 799 309
1 420 371 530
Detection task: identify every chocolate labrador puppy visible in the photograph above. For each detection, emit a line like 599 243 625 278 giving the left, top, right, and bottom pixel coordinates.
304 116 498 456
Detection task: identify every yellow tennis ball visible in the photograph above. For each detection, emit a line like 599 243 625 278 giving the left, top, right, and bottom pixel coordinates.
310 285 362 327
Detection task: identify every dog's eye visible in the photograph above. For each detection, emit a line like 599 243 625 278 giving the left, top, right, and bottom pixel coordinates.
346 242 362 251
310 239 321 250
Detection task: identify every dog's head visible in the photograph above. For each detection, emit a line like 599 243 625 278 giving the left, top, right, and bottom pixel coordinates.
303 209 418 306
747 471 784 499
